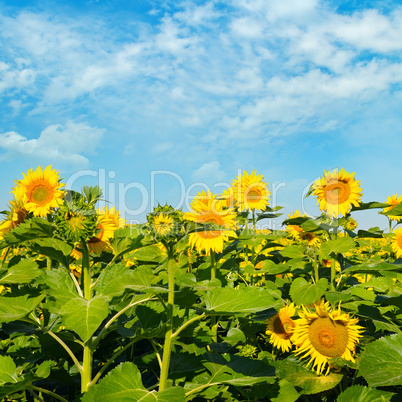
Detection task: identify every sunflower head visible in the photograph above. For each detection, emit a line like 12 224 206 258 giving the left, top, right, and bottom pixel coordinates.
383 194 402 222
266 303 296 353
12 165 65 217
311 168 362 218
292 300 364 375
231 170 270 212
0 199 29 235
147 204 183 242
184 197 236 255
343 216 358 231
391 226 402 259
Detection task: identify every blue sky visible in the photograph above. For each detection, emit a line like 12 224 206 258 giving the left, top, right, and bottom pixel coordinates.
0 0 401 229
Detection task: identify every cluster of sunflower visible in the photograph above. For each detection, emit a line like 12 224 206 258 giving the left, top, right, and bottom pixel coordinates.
0 165 125 271
265 300 364 376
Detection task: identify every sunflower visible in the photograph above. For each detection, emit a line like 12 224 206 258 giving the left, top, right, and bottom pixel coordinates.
292 300 364 375
312 168 362 218
298 231 321 247
88 207 124 254
384 194 402 222
266 303 296 352
391 227 402 258
231 170 270 211
286 210 305 238
343 217 358 231
190 190 216 212
153 214 174 237
184 198 236 255
12 165 65 217
0 200 29 234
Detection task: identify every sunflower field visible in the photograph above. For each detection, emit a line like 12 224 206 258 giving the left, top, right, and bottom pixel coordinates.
0 165 401 401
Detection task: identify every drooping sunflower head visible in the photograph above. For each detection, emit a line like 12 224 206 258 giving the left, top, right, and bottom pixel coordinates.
312 168 362 218
391 226 402 259
231 170 270 212
383 194 402 222
292 300 364 375
0 199 29 235
184 198 236 255
266 303 296 353
343 216 358 231
12 165 65 217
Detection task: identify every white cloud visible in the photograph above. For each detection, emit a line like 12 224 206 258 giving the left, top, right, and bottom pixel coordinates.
192 161 226 183
0 121 105 167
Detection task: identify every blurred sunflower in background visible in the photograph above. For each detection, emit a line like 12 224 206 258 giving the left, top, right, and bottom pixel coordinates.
312 168 362 218
0 200 28 235
12 165 64 217
391 227 402 258
383 194 402 222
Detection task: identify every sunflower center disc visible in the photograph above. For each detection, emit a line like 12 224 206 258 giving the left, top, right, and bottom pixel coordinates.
30 184 53 205
273 317 294 339
247 189 262 202
324 181 351 205
308 317 348 358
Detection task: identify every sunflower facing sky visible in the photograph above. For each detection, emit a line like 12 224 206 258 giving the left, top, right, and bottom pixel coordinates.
312 168 362 218
266 303 296 353
12 165 65 217
184 197 236 255
292 300 364 375
230 170 270 212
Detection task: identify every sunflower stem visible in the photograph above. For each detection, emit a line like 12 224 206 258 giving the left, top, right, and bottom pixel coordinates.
159 245 175 392
331 227 338 291
46 257 52 271
313 250 319 283
80 240 93 393
210 251 216 280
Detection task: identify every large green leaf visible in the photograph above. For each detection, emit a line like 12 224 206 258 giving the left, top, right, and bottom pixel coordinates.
0 293 44 323
81 362 185 402
337 385 394 402
29 238 72 266
274 357 343 395
0 258 41 284
280 245 305 259
0 355 18 385
360 334 402 387
59 295 109 342
131 245 165 262
0 217 54 249
204 287 282 314
320 237 355 258
289 278 328 306
343 261 402 274
381 201 402 216
110 226 144 261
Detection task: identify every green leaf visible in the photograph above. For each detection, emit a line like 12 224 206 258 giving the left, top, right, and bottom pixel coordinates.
110 226 144 261
82 361 185 401
0 355 18 385
40 269 79 307
0 293 44 323
274 357 343 395
204 287 282 314
95 263 136 299
270 379 299 402
35 360 57 378
351 201 389 212
360 334 402 387
382 201 402 216
343 261 402 274
29 238 73 266
337 385 394 402
289 278 328 306
0 258 41 284
132 245 165 262
0 217 54 249
280 245 305 259
261 260 289 275
60 295 109 342
320 237 355 258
